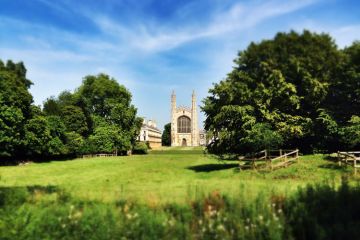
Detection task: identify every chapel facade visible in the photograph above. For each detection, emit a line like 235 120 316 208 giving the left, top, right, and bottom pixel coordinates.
171 91 199 146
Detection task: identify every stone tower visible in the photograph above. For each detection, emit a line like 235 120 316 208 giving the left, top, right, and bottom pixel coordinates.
171 90 177 146
191 91 198 146
170 91 199 146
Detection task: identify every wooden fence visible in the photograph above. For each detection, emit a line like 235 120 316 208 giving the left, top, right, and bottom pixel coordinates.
82 153 117 158
239 149 299 171
337 151 360 174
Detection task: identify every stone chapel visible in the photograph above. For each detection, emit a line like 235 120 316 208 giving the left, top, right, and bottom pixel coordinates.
170 91 199 146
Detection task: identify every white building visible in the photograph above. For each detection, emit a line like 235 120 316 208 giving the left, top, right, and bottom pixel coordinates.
137 119 162 149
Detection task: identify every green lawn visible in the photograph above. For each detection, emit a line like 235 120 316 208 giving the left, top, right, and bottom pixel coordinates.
0 147 354 204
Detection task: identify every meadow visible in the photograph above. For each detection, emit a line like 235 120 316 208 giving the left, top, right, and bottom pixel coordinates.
1 148 360 239
0 147 355 204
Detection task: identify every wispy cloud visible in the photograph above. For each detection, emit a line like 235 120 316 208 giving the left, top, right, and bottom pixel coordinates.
290 19 360 48
93 0 318 53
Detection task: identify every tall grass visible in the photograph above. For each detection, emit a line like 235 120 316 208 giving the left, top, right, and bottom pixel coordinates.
1 181 360 240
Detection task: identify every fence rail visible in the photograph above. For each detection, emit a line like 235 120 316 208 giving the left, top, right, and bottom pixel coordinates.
82 153 117 158
239 149 299 171
337 151 360 174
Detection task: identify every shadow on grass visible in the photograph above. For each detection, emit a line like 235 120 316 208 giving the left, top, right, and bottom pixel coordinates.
187 163 238 172
0 155 78 166
318 163 344 170
319 156 344 170
0 185 60 207
324 155 338 162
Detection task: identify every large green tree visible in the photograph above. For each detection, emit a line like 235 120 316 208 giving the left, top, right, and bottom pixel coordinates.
202 30 358 155
42 74 142 155
0 60 33 158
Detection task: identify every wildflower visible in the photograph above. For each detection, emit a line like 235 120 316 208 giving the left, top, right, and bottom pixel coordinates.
277 209 282 214
74 211 83 219
245 226 249 231
124 204 129 213
258 215 263 221
217 224 225 231
168 219 175 227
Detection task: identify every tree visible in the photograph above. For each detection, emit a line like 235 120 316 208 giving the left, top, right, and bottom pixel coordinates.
162 123 171 146
325 41 360 123
77 74 132 118
88 125 131 154
61 105 88 135
0 60 33 159
202 30 349 155
41 74 141 155
1 59 141 161
24 116 52 156
0 100 24 157
64 131 85 155
342 116 360 149
43 97 61 116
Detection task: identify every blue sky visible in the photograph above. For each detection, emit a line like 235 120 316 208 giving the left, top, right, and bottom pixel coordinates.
1 0 359 130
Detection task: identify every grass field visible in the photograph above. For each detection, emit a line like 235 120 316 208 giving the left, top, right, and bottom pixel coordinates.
2 148 360 239
0 147 354 204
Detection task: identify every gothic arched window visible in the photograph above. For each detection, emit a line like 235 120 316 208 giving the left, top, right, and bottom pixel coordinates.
177 116 191 133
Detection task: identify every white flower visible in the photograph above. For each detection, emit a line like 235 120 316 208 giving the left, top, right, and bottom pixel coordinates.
217 224 225 231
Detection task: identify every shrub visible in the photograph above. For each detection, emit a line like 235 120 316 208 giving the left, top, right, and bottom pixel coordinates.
133 141 148 154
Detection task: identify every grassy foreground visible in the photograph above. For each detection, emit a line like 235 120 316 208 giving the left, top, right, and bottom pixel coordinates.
1 148 360 239
0 147 356 204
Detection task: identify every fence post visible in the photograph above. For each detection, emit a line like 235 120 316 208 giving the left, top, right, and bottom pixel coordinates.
296 149 299 161
265 150 268 160
354 158 357 175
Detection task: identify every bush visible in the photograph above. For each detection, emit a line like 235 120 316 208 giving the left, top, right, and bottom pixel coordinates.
133 142 148 154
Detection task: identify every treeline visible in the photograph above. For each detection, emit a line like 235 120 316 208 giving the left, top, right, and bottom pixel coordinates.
203 30 360 155
0 60 142 163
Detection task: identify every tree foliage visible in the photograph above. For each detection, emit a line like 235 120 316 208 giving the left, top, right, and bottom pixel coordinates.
203 30 360 155
0 60 32 158
161 123 171 146
1 62 141 162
